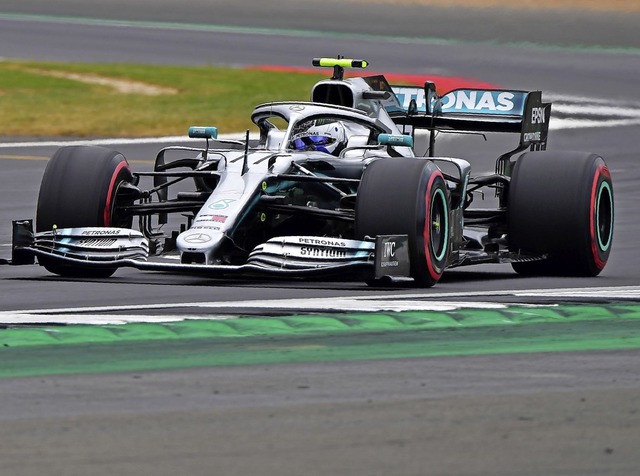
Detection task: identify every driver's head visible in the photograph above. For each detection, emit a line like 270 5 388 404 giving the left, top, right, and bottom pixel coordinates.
291 121 347 156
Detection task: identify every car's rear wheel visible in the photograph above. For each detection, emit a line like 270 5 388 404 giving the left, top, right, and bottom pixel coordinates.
508 151 613 276
356 158 450 287
36 146 135 277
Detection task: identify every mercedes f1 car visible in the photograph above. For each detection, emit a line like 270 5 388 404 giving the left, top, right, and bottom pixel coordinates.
11 57 614 287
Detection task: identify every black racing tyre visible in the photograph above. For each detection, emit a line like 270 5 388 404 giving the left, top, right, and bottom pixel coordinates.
508 151 614 277
355 158 450 287
36 146 134 277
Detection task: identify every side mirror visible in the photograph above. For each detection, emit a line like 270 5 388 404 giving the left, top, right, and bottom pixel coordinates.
188 126 218 139
377 133 414 148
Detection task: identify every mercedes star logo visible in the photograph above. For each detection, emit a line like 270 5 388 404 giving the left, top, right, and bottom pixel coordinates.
289 104 305 112
184 233 212 244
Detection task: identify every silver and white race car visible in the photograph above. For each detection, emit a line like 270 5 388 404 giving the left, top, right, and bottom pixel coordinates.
11 57 614 287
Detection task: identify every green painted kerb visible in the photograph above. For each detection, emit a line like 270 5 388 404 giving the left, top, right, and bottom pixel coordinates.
1 304 640 378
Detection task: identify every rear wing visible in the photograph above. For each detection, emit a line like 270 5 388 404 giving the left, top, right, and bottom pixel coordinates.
390 84 551 153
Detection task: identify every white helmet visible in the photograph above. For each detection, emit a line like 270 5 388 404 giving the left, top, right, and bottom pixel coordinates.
290 121 347 156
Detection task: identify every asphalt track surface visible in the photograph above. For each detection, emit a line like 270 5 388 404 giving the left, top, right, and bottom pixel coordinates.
1 2 640 475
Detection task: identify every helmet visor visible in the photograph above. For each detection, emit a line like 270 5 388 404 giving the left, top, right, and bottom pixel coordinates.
291 135 336 151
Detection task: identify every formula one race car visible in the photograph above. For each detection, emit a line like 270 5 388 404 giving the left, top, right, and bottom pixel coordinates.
11 57 614 287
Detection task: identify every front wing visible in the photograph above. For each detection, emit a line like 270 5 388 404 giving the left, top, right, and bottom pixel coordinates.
10 220 411 280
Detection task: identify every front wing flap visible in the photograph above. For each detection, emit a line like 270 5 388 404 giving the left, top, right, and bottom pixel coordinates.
11 220 149 264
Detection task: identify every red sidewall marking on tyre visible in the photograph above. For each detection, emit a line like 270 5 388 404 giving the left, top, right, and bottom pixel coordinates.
423 171 444 281
104 161 128 227
590 164 611 270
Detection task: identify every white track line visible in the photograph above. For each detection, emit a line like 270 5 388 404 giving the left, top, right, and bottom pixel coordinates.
1 285 639 326
0 133 256 149
3 284 639 315
0 298 510 317
0 301 512 325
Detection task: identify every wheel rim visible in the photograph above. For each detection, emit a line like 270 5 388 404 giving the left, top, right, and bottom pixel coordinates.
596 180 613 252
430 188 448 262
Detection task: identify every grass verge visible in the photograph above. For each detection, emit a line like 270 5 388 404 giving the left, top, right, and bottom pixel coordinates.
0 61 327 137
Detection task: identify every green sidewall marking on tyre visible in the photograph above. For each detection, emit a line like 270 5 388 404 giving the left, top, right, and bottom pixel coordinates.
596 180 613 251
431 187 449 262
2 304 640 378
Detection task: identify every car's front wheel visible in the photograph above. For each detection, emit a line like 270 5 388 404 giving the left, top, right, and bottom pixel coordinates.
36 145 135 277
355 158 450 287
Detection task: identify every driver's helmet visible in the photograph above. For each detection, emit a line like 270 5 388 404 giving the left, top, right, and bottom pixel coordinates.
291 121 347 156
